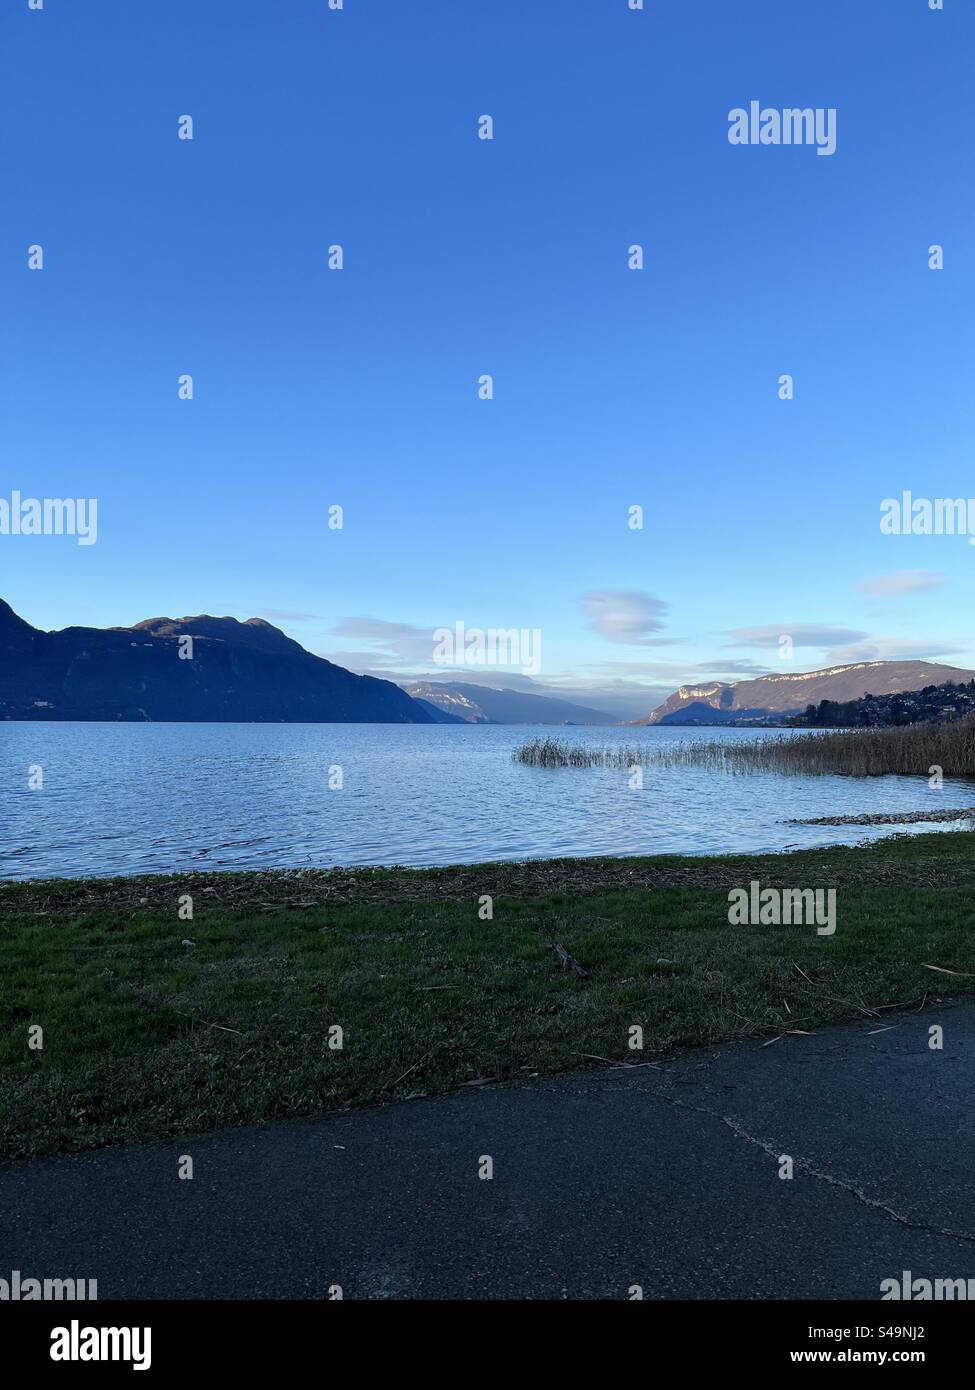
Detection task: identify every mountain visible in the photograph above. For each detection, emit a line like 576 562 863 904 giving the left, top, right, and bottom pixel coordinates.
410 697 468 724
402 683 491 723
0 600 435 723
638 661 975 726
401 681 616 725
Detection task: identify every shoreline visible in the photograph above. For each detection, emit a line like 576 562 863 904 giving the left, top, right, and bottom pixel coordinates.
4 828 975 918
789 807 975 826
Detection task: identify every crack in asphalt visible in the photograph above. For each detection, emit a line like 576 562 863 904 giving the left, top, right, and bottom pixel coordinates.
643 1087 975 1246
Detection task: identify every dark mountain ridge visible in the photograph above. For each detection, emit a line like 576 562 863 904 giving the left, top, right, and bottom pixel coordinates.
0 600 433 723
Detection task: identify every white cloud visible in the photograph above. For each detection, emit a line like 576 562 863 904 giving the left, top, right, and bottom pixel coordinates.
856 571 945 597
726 623 868 649
581 590 669 645
824 638 968 665
326 616 438 668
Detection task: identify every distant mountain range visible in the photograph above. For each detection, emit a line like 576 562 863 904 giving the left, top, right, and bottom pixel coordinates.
638 661 975 726
8 600 968 733
401 681 615 725
0 600 433 723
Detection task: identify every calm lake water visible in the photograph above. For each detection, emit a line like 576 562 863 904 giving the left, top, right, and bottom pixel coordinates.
2 722 973 881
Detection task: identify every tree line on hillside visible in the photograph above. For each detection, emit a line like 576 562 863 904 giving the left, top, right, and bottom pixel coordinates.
788 680 975 729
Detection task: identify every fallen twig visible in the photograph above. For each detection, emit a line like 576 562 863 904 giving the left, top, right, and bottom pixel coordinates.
389 1049 436 1090
173 1009 243 1036
550 941 591 977
579 1053 663 1071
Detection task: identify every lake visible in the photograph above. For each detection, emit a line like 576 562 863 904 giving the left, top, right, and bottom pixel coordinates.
2 722 973 881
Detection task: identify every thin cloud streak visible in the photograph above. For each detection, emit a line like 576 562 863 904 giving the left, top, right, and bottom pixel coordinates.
856 571 945 597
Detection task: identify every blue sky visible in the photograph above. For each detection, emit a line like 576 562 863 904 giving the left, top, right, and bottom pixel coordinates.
2 0 972 719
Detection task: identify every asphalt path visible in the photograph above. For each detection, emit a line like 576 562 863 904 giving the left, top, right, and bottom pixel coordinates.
3 1002 974 1299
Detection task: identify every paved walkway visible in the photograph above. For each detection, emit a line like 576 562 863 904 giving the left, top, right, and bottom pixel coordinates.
3 1003 974 1299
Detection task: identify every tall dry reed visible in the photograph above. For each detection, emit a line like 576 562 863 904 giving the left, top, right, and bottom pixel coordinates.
515 718 975 778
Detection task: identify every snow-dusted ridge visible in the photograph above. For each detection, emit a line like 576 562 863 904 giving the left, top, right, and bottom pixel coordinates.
642 659 975 726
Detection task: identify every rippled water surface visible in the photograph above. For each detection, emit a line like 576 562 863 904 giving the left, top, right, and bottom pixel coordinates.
2 722 973 880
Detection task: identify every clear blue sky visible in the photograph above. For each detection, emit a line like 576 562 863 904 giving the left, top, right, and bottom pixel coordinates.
2 0 972 719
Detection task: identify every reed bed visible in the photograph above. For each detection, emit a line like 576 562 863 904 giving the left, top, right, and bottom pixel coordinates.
515 717 975 779
514 737 647 769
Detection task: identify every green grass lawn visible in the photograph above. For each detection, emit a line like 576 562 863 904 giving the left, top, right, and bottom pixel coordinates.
2 831 973 1160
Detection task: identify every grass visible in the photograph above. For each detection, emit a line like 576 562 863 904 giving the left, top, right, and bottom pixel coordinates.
515 717 975 778
2 831 974 1161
